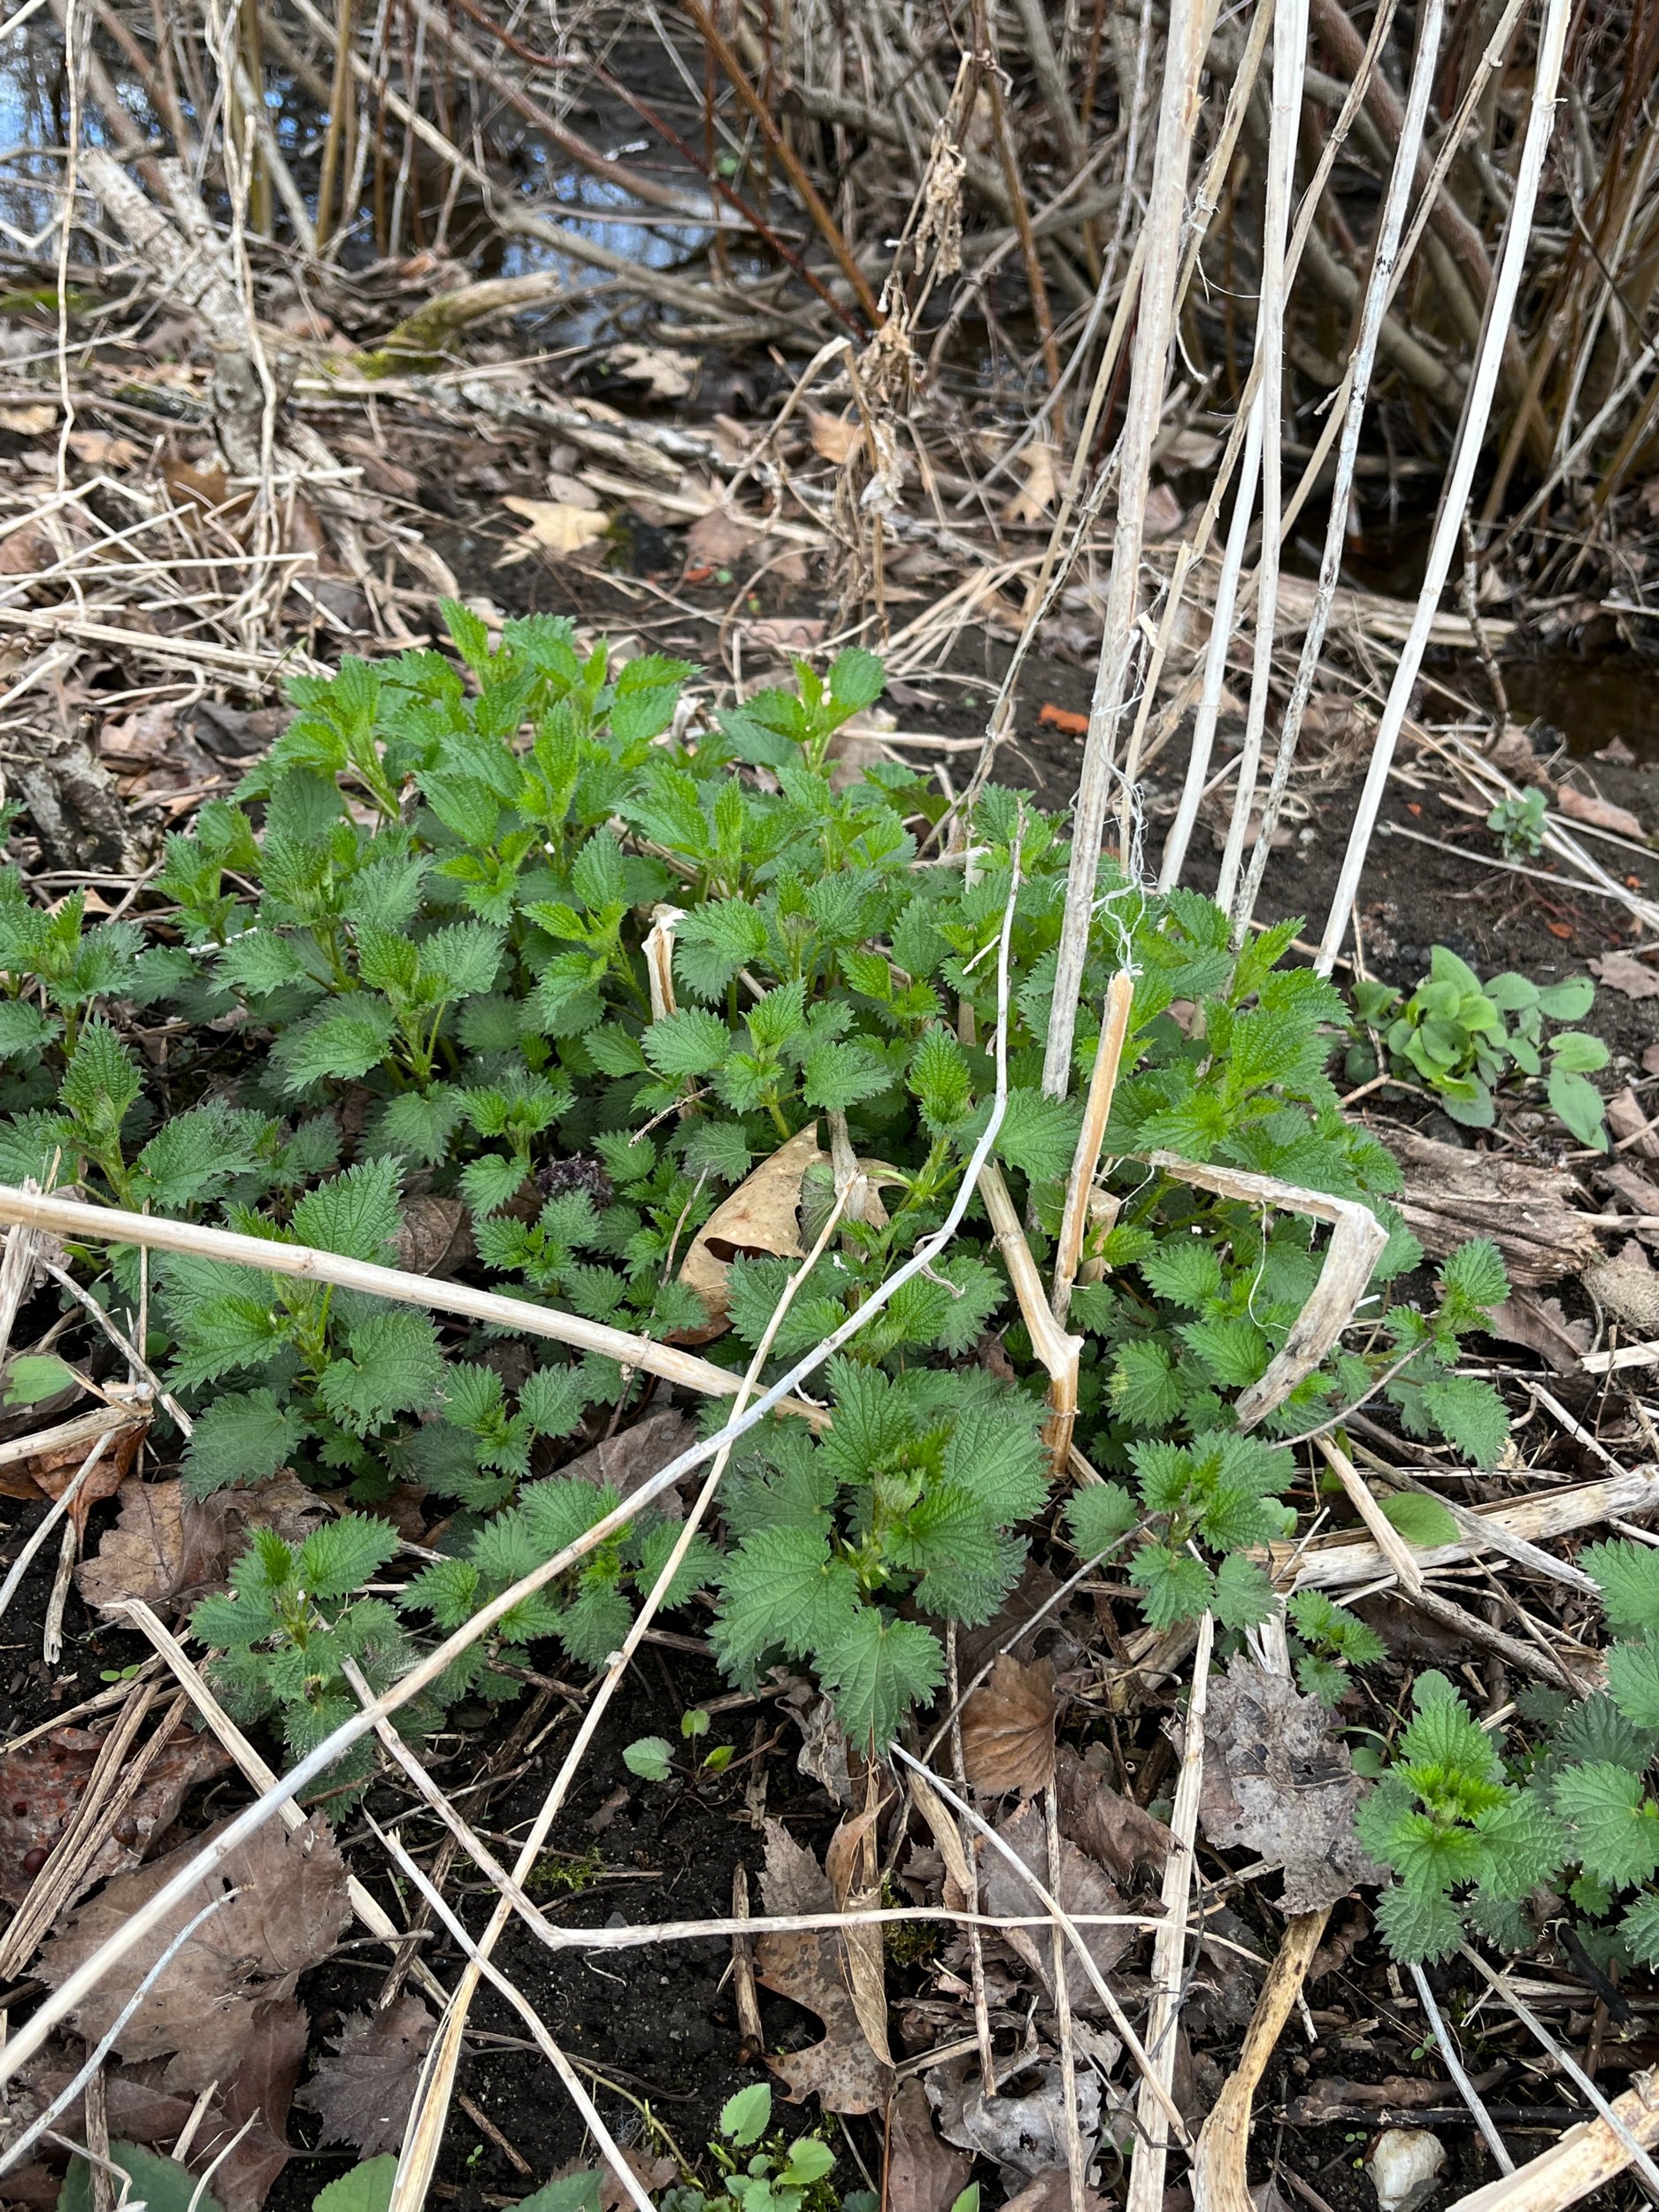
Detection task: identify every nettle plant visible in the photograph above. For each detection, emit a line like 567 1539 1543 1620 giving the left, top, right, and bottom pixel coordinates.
1363 1542 1659 1965
1348 945 1608 1148
0 605 1521 1759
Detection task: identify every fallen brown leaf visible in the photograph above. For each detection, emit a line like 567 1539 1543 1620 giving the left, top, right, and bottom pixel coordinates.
1483 1293 1594 1375
607 343 697 400
396 1193 472 1278
1609 1086 1659 1162
0 1721 228 1911
685 507 763 569
960 1655 1057 1797
37 1813 351 2090
0 1417 146 1533
1000 2169 1111 2212
295 1997 436 2154
0 403 57 434
677 1124 823 1340
1053 1745 1171 1886
807 410 862 465
1558 783 1647 841
1199 1657 1383 1915
1592 950 1659 1000
548 1407 696 1514
78 1475 325 1613
887 2077 972 2212
926 2054 1101 2181
825 1800 891 2067
67 430 142 469
748 616 826 657
754 1818 890 2113
500 495 610 558
979 1800 1133 2011
1002 443 1060 528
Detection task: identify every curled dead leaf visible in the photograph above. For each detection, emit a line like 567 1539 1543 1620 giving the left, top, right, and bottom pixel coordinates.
754 1818 890 2113
37 1813 352 2090
887 2077 972 2212
1002 443 1060 528
396 1193 472 1277
1558 783 1647 841
979 1800 1133 2011
607 342 697 400
807 410 863 464
500 495 610 558
1053 1745 1171 1886
1592 950 1659 1001
676 1124 823 1340
960 1655 1057 1797
0 1722 228 1907
77 1475 326 1613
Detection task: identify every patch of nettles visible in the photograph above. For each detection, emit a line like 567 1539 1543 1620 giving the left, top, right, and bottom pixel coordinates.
0 604 1514 1774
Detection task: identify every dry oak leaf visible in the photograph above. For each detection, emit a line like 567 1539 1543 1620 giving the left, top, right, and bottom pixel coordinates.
960 1655 1057 1797
500 496 610 559
0 1413 146 1532
676 1123 823 1340
1557 783 1647 841
685 507 762 569
78 1474 326 1613
36 1813 351 2091
1199 1656 1383 1915
978 1799 1133 2013
887 2076 972 2212
1002 443 1060 528
754 1817 890 2114
549 1407 697 1517
1052 1744 1171 1886
606 343 697 400
1592 949 1659 1001
295 1997 437 2154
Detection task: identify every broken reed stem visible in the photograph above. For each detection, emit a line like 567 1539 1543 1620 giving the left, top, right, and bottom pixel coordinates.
977 1159 1085 1471
1316 0 1574 972
1444 2072 1659 2212
0 1185 827 1430
0 833 1028 2097
1231 0 1445 939
1051 969 1135 1327
121 1598 449 2006
1315 1433 1425 1594
1124 1611 1213 2212
1409 1962 1514 2175
366 1814 657 2212
1192 1906 1333 2212
384 1186 855 2212
1455 1947 1659 2197
1212 0 1308 917
0 1426 116 1626
1041 0 1211 1100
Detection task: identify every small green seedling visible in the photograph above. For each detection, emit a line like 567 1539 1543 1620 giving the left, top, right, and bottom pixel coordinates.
1350 946 1607 1145
1286 1588 1386 1704
1487 786 1548 858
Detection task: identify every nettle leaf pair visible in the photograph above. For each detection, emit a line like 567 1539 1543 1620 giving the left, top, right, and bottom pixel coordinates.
710 1359 1050 1743
1365 1544 1659 1965
1349 946 1607 1148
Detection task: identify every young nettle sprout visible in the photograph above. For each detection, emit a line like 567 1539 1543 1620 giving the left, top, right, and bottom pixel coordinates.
1487 785 1548 858
622 1710 734 1782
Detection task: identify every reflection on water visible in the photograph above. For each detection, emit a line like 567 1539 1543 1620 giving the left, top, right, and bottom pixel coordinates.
0 20 716 308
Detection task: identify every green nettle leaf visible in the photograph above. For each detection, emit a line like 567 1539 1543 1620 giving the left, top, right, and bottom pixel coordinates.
1065 1484 1139 1558
1378 1492 1459 1548
713 1525 861 1672
183 1388 307 1495
1211 1553 1279 1630
514 2175 603 2212
293 1157 404 1263
317 1310 447 1434
1552 1763 1659 1888
817 1608 944 1746
1373 1880 1463 1965
643 1007 730 1079
272 999 398 1094
1607 1640 1659 1731
312 2162 398 2212
1586 1541 1659 1639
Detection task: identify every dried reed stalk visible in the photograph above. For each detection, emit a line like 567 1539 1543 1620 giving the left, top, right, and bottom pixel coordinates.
1315 0 1574 973
1041 0 1212 1100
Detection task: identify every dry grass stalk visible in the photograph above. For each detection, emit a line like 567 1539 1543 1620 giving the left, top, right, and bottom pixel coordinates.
1314 1435 1425 1595
892 1745 1187 2139
1040 0 1212 1099
1443 2072 1659 2212
1315 0 1575 972
1271 1470 1659 1591
384 1184 856 2212
1051 970 1135 1328
1124 1611 1213 2212
1192 1906 1333 2212
121 1597 449 2005
1407 1962 1513 2175
978 1159 1085 1471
